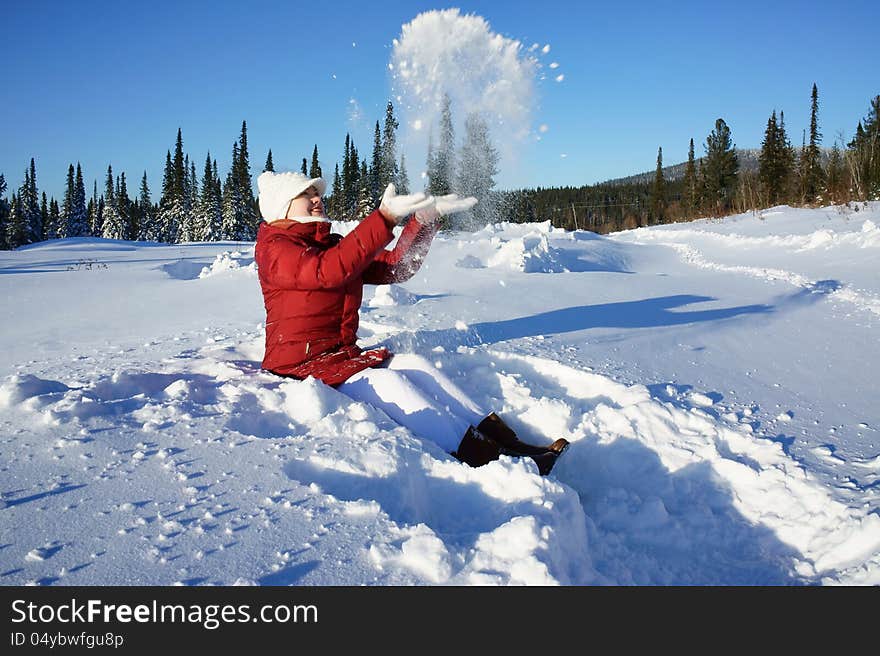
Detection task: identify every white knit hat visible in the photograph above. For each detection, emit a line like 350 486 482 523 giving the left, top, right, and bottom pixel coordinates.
257 171 327 222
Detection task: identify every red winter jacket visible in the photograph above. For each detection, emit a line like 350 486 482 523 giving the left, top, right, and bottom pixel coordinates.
254 209 438 386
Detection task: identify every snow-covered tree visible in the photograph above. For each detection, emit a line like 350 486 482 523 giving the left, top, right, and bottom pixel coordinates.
61 164 76 238
136 172 155 241
71 163 88 236
101 165 126 240
0 174 9 249
381 101 400 191
195 153 222 241
397 154 410 195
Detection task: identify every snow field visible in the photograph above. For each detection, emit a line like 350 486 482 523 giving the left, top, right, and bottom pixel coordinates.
1 203 878 584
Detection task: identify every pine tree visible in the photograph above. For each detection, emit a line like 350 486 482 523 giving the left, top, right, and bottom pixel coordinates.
455 112 499 229
428 94 455 195
804 83 825 203
701 118 739 215
264 149 274 173
301 158 307 175
650 146 666 224
683 138 698 216
381 101 399 190
61 164 76 239
310 144 322 179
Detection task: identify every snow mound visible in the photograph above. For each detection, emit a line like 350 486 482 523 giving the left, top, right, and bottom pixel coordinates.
487 231 568 273
198 251 256 278
368 284 417 307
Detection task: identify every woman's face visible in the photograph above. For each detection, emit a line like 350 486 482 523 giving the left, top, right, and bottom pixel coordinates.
286 186 325 218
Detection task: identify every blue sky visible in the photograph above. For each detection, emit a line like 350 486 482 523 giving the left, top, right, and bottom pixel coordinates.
3 0 879 203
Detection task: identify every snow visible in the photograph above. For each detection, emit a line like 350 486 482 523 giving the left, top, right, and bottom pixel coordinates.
1 203 879 585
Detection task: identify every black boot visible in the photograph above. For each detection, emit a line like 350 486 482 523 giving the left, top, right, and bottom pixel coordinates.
452 425 502 468
477 412 570 475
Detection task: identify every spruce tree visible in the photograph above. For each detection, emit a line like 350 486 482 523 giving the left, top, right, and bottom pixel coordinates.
264 149 274 173
0 174 8 249
683 138 698 216
223 126 258 240
650 146 666 224
61 164 76 239
89 180 103 237
157 150 178 242
102 165 125 240
6 193 26 249
455 112 499 229
40 192 49 240
137 172 155 241
702 118 739 215
72 163 88 236
357 159 372 218
48 199 60 241
196 153 222 241
381 101 399 190
805 83 825 203
310 144 322 179
347 142 360 219
301 158 308 175
119 172 132 239
398 154 410 195
760 110 796 206
370 121 382 206
21 160 42 245
328 163 342 219
341 134 354 219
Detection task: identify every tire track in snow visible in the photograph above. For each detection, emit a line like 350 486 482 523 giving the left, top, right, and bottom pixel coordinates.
621 235 880 317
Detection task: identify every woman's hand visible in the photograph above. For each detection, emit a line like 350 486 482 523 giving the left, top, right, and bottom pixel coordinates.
379 184 436 226
415 194 478 225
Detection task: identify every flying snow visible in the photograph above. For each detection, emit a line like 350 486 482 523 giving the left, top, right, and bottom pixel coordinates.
390 9 540 174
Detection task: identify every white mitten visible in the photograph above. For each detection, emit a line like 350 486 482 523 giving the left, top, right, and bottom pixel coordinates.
415 194 478 225
379 184 436 224
435 194 478 215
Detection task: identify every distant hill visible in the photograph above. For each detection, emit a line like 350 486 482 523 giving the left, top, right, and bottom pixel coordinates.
602 149 762 186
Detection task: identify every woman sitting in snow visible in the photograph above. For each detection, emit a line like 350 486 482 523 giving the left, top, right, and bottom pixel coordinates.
254 171 567 475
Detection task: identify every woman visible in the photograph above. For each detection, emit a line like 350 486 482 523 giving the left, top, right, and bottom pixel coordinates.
254 170 567 474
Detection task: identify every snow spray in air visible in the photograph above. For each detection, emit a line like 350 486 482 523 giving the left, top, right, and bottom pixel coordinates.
390 9 545 200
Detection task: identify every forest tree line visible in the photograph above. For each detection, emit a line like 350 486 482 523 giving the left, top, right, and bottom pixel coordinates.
0 86 878 248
